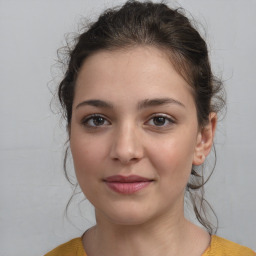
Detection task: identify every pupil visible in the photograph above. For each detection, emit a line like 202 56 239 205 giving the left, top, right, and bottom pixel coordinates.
153 117 165 126
93 117 104 126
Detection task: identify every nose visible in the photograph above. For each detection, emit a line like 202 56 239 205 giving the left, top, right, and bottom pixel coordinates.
110 123 144 164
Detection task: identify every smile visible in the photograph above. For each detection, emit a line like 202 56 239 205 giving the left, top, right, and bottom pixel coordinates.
104 175 153 194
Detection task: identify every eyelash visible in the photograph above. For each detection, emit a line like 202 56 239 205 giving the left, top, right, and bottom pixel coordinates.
81 114 111 128
81 113 175 129
146 114 175 128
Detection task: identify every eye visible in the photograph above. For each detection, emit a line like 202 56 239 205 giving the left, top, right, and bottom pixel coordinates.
81 114 110 128
147 114 175 127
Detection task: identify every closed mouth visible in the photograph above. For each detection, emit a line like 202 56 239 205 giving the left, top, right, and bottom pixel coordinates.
103 175 154 194
104 175 153 182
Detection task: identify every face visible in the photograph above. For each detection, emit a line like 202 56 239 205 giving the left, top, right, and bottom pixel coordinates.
70 46 212 226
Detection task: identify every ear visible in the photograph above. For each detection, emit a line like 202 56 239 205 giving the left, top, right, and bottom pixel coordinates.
193 112 217 166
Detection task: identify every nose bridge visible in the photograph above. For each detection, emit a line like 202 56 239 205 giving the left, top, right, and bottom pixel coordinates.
110 120 143 163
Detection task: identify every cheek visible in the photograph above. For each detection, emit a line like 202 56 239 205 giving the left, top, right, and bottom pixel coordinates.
147 132 196 181
70 132 108 188
70 141 104 203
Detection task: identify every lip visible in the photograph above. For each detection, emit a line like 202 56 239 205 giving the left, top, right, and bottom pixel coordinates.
104 175 153 194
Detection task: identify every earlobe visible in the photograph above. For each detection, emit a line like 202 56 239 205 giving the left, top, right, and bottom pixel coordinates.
193 113 217 166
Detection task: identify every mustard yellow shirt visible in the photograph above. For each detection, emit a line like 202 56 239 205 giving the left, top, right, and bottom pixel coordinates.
45 235 255 256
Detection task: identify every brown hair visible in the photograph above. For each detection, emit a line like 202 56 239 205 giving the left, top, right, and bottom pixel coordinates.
57 0 225 234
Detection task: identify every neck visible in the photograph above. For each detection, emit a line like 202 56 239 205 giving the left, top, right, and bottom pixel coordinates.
83 209 210 256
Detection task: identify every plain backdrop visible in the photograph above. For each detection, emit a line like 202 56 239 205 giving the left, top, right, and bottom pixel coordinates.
1 0 255 255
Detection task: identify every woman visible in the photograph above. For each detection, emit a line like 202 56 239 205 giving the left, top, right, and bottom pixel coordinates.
45 1 255 255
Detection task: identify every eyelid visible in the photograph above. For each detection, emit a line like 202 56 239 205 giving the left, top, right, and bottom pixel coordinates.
146 113 176 127
81 114 111 127
80 113 175 128
150 113 175 121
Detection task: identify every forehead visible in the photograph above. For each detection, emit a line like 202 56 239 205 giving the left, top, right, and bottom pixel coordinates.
74 46 194 107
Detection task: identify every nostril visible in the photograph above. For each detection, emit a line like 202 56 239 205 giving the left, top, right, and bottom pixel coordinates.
109 128 144 163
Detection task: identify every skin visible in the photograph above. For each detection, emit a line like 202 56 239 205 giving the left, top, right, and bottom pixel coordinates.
70 46 217 256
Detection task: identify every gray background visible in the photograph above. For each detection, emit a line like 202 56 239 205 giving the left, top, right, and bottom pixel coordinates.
1 0 255 255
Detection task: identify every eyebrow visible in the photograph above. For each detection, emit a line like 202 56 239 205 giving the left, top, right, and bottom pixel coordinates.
75 97 185 110
76 99 114 109
137 97 185 109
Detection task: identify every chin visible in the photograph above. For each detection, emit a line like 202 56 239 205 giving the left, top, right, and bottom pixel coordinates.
96 205 155 226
